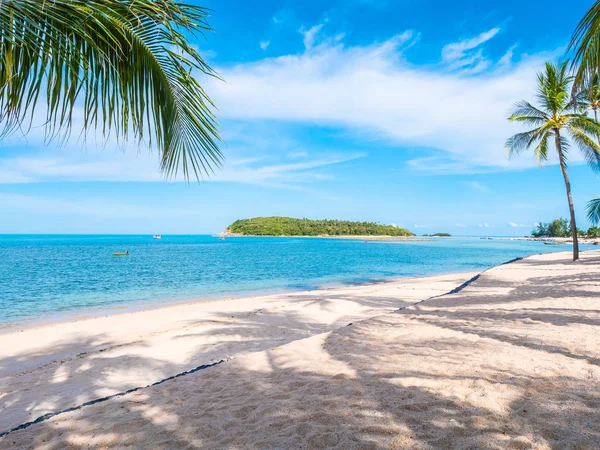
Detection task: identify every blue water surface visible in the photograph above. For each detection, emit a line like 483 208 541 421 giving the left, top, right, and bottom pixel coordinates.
0 235 591 327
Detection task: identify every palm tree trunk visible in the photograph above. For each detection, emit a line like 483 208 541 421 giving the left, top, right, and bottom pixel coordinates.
595 109 600 145
554 130 579 261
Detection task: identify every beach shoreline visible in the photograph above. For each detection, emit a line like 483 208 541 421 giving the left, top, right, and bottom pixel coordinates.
0 270 478 432
0 268 476 336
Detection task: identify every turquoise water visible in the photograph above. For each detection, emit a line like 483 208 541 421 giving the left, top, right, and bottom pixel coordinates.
0 235 591 327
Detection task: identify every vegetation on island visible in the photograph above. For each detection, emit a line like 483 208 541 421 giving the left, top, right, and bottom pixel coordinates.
423 233 451 237
532 218 600 238
226 217 414 237
0 0 221 179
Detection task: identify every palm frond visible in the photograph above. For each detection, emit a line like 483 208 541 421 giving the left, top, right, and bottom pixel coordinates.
533 131 551 165
568 126 600 172
505 126 545 158
569 1 600 87
0 0 222 180
588 198 600 224
536 61 572 115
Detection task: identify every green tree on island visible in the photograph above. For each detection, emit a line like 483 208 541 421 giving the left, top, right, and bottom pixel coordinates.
506 61 600 260
531 219 571 238
0 0 221 179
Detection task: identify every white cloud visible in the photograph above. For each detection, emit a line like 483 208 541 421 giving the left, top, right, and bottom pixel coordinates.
209 31 556 172
299 23 325 49
456 223 466 227
0 142 364 188
509 221 530 228
478 223 495 228
260 40 270 50
441 27 500 73
498 44 517 67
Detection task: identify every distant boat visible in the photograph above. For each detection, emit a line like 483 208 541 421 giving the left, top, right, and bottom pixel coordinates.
219 236 226 241
153 235 161 239
543 241 562 245
113 251 130 256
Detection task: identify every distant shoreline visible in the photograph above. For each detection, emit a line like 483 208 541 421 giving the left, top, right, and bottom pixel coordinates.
217 232 438 241
483 236 600 245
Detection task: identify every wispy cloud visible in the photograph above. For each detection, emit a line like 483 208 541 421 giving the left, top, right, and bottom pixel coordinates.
209 29 556 172
0 144 365 188
441 27 500 73
299 23 325 49
456 223 466 227
509 221 530 228
478 223 495 228
260 40 270 50
498 44 517 67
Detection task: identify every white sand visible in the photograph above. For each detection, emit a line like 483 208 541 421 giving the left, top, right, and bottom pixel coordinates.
0 271 472 433
2 251 600 449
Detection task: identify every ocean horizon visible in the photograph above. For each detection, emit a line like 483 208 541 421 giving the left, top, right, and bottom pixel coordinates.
2 234 593 329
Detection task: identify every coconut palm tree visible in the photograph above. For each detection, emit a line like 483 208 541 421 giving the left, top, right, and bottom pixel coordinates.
506 61 600 261
0 0 221 180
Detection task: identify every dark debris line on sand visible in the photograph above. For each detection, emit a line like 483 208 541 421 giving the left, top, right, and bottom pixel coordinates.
0 359 228 439
397 256 525 311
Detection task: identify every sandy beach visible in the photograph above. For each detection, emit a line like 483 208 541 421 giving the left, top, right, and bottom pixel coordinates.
0 271 474 434
2 250 600 449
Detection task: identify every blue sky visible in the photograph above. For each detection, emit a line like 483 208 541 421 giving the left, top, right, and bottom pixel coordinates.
0 0 598 235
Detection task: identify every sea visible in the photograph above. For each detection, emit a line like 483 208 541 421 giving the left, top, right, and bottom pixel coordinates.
0 235 592 328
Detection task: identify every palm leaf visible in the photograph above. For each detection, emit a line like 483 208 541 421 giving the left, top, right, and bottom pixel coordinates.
588 198 600 224
569 1 600 87
0 0 222 180
505 126 545 158
533 131 551 165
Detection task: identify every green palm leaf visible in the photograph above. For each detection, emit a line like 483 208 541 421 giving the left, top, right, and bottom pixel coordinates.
569 1 600 87
0 0 222 180
588 198 600 224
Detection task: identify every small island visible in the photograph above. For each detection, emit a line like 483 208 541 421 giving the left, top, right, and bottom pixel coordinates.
423 233 451 237
223 216 414 237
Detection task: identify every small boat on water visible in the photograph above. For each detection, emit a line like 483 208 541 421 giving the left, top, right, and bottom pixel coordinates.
543 241 562 245
113 251 131 256
219 236 226 241
153 235 161 239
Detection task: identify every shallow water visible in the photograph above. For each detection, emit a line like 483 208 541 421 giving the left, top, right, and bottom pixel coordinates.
0 235 590 326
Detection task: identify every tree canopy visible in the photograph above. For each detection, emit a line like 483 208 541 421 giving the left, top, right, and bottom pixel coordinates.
226 217 414 237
